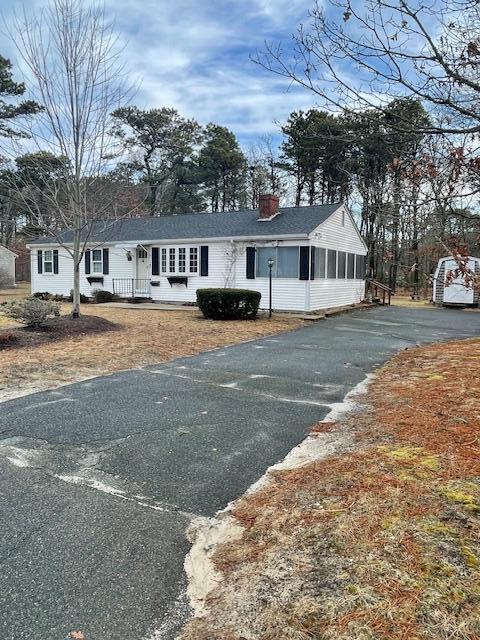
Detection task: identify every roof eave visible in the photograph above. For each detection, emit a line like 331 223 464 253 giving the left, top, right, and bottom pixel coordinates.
27 232 310 248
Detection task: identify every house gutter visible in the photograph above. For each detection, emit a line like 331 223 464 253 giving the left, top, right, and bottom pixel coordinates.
26 234 310 249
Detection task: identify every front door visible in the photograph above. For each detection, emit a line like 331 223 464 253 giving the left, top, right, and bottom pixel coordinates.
136 248 150 295
443 259 475 304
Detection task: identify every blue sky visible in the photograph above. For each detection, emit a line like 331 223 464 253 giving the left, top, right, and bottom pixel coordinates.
2 0 318 150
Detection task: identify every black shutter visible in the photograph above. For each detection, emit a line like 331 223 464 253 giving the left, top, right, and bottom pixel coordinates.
53 249 59 274
37 250 43 274
246 247 256 279
85 249 91 274
151 247 160 276
299 246 310 280
200 245 209 276
310 247 315 280
103 248 109 274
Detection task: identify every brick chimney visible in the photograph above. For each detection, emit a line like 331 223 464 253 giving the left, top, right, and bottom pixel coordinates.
258 194 280 220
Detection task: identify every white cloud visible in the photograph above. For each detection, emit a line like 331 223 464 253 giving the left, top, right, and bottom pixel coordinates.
1 0 315 146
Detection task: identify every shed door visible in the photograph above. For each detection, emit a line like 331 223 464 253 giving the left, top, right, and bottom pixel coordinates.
443 259 475 304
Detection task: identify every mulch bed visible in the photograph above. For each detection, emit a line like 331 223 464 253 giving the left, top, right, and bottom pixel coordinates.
0 315 119 350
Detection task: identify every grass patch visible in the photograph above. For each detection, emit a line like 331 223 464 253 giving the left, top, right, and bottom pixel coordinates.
179 338 480 640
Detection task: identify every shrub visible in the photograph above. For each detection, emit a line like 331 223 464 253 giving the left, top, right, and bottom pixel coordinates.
33 291 53 300
0 331 18 347
0 297 60 327
197 288 261 320
67 290 90 303
91 289 116 304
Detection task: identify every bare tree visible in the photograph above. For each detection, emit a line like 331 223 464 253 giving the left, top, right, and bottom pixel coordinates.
254 0 480 135
8 0 132 317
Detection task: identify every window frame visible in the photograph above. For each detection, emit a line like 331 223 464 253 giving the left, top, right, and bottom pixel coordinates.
327 249 337 279
355 254 366 280
256 246 300 279
337 251 347 279
43 249 54 274
160 245 199 275
314 247 326 279
189 247 198 273
92 249 103 274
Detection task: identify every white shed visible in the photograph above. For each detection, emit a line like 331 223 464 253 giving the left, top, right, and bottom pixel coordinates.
433 255 480 306
0 245 17 289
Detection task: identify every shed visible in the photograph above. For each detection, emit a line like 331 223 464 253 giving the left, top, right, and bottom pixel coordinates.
432 255 480 306
0 245 17 289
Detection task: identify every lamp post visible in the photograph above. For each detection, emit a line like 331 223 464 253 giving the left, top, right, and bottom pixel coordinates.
267 257 274 318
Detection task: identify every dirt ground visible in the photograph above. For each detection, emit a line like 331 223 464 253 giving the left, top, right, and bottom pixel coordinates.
0 301 304 401
180 338 480 640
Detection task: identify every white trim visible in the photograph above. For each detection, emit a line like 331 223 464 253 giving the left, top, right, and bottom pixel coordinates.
27 233 309 249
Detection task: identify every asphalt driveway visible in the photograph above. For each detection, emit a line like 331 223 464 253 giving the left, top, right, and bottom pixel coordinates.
0 305 479 640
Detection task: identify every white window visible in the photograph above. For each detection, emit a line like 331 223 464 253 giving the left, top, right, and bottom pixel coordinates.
256 246 299 278
169 248 176 273
341 210 346 226
43 249 53 273
189 248 198 273
160 246 199 275
92 249 103 273
178 248 186 273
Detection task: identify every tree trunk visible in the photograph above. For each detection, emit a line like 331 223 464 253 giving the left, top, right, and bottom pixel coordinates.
72 227 81 318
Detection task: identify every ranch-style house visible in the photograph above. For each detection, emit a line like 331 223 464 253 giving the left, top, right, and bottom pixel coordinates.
28 195 368 312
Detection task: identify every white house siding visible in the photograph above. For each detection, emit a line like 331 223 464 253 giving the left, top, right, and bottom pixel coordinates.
148 240 308 311
233 239 308 312
150 242 228 304
30 245 133 297
29 205 366 312
308 205 367 311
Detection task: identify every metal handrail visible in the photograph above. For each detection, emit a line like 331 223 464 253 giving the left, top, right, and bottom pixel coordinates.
112 278 151 298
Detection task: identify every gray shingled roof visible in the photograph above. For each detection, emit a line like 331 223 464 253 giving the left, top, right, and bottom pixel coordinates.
29 203 343 245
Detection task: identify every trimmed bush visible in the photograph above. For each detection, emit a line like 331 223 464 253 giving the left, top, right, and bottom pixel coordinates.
0 297 60 327
197 288 261 320
91 289 116 304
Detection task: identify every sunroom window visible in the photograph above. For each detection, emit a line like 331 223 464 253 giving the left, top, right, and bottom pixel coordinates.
256 246 299 278
327 250 337 279
314 247 326 278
